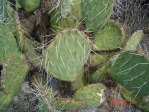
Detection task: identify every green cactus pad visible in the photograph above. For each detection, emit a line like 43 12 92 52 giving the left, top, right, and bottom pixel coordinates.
109 51 149 96
58 0 72 18
33 75 85 111
0 23 29 95
89 53 115 83
0 23 19 63
92 53 115 66
50 12 80 33
52 98 85 111
24 38 41 67
72 0 82 21
2 53 29 96
34 75 84 111
120 86 149 111
0 0 7 22
0 92 12 111
73 83 106 108
38 95 50 112
17 0 41 13
94 21 124 51
81 0 113 31
50 0 81 33
89 62 110 83
71 69 85 91
43 29 91 82
0 0 13 22
124 30 143 51
14 14 25 52
32 75 54 112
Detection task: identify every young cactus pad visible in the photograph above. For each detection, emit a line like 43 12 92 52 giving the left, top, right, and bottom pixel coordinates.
43 29 91 82
0 23 19 62
2 54 29 96
81 0 113 31
109 51 149 96
94 21 124 51
24 38 41 67
16 0 41 13
73 83 106 108
0 92 12 111
52 98 85 111
124 30 143 51
0 23 29 96
50 0 81 33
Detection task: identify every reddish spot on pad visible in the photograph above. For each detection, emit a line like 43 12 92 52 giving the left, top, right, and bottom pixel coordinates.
111 99 135 105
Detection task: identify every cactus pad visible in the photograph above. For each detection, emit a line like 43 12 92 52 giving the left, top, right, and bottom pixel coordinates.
17 0 41 13
33 75 54 112
92 53 115 66
0 92 12 111
2 54 29 95
43 29 91 82
124 30 143 51
94 21 124 51
0 0 7 22
0 23 18 63
109 51 149 96
50 0 81 33
0 23 29 111
73 83 106 107
24 38 41 67
120 86 149 111
52 98 85 111
81 0 113 31
89 62 110 83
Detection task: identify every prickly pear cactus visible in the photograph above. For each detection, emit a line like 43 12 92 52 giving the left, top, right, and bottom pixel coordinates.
57 0 72 18
89 52 115 83
81 0 113 31
89 62 110 83
36 82 106 111
91 53 114 66
124 30 143 51
73 83 106 107
33 75 85 111
2 54 29 96
16 0 41 13
33 75 84 111
32 75 54 112
109 51 149 96
13 12 25 52
71 69 85 90
43 29 91 82
0 23 18 62
94 21 124 51
52 98 85 111
24 38 41 67
50 0 81 33
0 0 7 22
0 23 29 110
120 86 149 111
0 92 12 112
